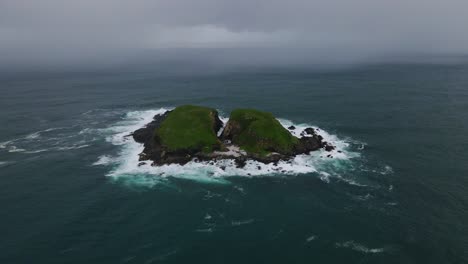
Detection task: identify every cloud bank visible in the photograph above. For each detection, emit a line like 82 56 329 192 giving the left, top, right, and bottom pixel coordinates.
1 0 468 70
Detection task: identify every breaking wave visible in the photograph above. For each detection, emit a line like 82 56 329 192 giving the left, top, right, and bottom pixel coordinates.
0 161 13 168
335 240 387 254
0 126 95 154
231 219 255 226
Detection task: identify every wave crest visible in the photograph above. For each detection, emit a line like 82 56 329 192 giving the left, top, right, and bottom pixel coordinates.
335 240 387 254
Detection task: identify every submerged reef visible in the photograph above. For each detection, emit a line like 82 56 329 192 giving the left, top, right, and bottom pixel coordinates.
132 105 334 167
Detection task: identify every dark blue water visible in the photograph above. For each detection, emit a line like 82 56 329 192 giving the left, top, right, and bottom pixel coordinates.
1 64 467 263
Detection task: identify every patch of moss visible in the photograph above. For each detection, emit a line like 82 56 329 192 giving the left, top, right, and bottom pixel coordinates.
156 105 221 153
224 109 299 155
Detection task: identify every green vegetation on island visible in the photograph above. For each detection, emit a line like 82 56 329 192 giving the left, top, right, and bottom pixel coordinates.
221 109 299 155
155 105 222 153
133 105 329 165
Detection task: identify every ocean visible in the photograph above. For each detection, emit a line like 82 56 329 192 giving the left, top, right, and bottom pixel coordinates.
0 63 467 263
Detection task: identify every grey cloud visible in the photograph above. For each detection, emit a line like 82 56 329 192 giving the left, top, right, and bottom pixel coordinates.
1 0 468 70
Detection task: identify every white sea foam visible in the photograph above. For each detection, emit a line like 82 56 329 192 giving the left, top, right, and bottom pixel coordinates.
217 116 229 136
0 161 12 168
319 172 331 183
234 185 246 194
306 235 317 242
0 126 94 155
23 127 70 140
96 107 363 186
354 193 373 201
23 149 49 154
56 144 90 151
381 165 393 175
333 174 368 187
195 228 214 233
93 155 118 166
9 145 90 154
25 132 41 139
231 219 255 226
204 214 212 220
0 140 10 149
335 241 386 254
8 146 26 153
0 139 24 152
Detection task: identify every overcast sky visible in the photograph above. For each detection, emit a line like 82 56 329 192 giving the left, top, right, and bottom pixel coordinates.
1 0 468 70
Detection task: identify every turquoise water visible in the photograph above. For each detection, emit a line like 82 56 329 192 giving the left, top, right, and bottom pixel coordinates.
0 64 467 263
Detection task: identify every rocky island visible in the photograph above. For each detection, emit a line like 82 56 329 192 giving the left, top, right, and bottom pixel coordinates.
132 105 334 167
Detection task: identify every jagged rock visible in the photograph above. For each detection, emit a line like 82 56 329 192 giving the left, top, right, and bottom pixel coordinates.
132 111 171 144
303 127 316 135
323 142 335 152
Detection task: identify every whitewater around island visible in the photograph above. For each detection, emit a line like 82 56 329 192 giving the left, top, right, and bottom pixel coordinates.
93 107 364 186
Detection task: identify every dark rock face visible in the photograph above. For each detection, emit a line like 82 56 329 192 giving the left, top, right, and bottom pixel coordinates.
304 127 315 135
288 125 296 130
132 111 172 163
299 127 336 152
295 136 322 154
234 156 247 168
323 142 335 152
132 110 335 167
132 111 171 144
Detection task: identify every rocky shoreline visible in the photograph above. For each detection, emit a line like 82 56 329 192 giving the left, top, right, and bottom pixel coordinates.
132 107 334 167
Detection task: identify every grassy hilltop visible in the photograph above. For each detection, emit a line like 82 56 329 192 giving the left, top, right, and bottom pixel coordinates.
221 109 299 155
155 106 300 156
155 105 222 153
